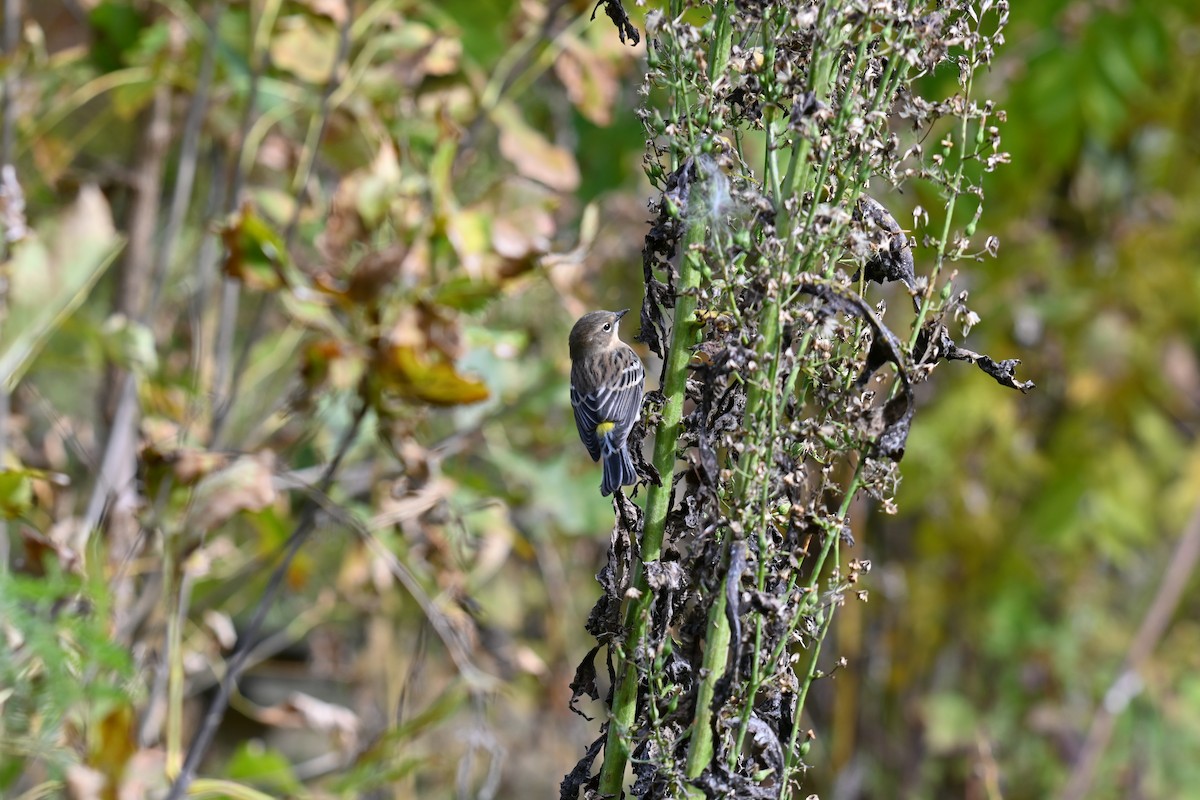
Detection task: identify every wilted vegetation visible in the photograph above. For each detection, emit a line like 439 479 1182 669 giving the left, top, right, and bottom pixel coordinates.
0 1 1198 799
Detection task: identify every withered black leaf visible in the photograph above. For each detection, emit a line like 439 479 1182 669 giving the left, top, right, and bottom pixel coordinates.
568 645 603 720
559 734 606 800
854 195 917 299
590 0 640 46
916 321 1035 393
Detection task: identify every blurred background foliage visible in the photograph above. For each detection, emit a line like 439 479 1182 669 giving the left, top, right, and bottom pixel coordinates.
0 0 1196 799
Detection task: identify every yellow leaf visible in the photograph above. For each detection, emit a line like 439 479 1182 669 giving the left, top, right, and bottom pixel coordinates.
381 344 489 406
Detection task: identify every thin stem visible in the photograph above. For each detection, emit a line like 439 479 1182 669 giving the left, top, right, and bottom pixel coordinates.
780 465 862 798
164 398 368 800
1060 500 1200 800
910 70 975 349
210 8 353 449
0 0 18 569
151 1 223 314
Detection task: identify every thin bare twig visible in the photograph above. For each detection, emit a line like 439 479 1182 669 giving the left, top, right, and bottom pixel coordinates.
164 398 369 800
151 3 222 313
0 0 20 569
125 5 223 749
82 14 177 539
1060 500 1200 800
210 10 353 449
210 4 272 441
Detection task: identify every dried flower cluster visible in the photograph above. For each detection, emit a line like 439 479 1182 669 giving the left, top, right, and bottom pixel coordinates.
566 1 1029 798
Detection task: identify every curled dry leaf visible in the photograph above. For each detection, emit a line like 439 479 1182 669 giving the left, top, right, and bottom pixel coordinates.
374 342 490 407
203 609 238 650
188 452 278 533
372 307 489 407
258 692 360 752
853 195 916 295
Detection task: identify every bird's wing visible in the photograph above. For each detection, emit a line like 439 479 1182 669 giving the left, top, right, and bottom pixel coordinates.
570 380 603 461
571 348 645 461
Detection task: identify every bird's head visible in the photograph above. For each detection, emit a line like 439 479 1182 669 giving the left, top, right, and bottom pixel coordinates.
569 309 629 360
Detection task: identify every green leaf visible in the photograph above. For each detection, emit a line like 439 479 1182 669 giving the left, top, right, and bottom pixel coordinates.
189 778 280 800
88 0 146 73
224 742 304 795
0 469 33 519
430 275 498 312
219 203 291 291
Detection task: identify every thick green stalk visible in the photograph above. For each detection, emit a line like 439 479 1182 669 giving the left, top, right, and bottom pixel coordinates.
598 4 734 794
597 207 705 798
707 0 732 81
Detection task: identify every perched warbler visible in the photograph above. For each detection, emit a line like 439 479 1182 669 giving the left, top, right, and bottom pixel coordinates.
569 309 645 496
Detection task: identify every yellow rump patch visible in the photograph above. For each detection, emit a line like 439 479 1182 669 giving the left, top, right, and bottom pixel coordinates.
595 421 616 437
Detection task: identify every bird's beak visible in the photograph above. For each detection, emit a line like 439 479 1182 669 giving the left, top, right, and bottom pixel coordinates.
615 309 629 320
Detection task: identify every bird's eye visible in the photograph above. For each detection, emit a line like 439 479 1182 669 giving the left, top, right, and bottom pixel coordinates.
603 323 611 331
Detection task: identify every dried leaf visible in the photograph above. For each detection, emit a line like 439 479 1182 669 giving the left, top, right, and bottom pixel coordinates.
258 692 360 751
554 37 619 125
203 609 238 650
299 0 348 24
189 453 278 532
854 195 916 295
270 17 338 83
494 104 580 192
591 0 640 46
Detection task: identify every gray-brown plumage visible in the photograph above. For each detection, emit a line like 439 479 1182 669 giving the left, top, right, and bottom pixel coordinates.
569 309 645 496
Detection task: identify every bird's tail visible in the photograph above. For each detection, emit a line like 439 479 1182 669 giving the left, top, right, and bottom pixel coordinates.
600 445 637 497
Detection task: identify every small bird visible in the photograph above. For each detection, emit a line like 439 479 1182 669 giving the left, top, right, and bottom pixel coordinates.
569 309 645 496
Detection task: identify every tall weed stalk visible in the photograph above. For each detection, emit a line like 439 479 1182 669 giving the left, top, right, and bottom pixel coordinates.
567 1 1031 797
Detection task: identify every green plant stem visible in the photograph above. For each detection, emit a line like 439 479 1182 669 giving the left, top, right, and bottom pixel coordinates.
598 4 735 793
597 200 705 799
910 70 975 349
707 0 732 81
779 466 862 799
